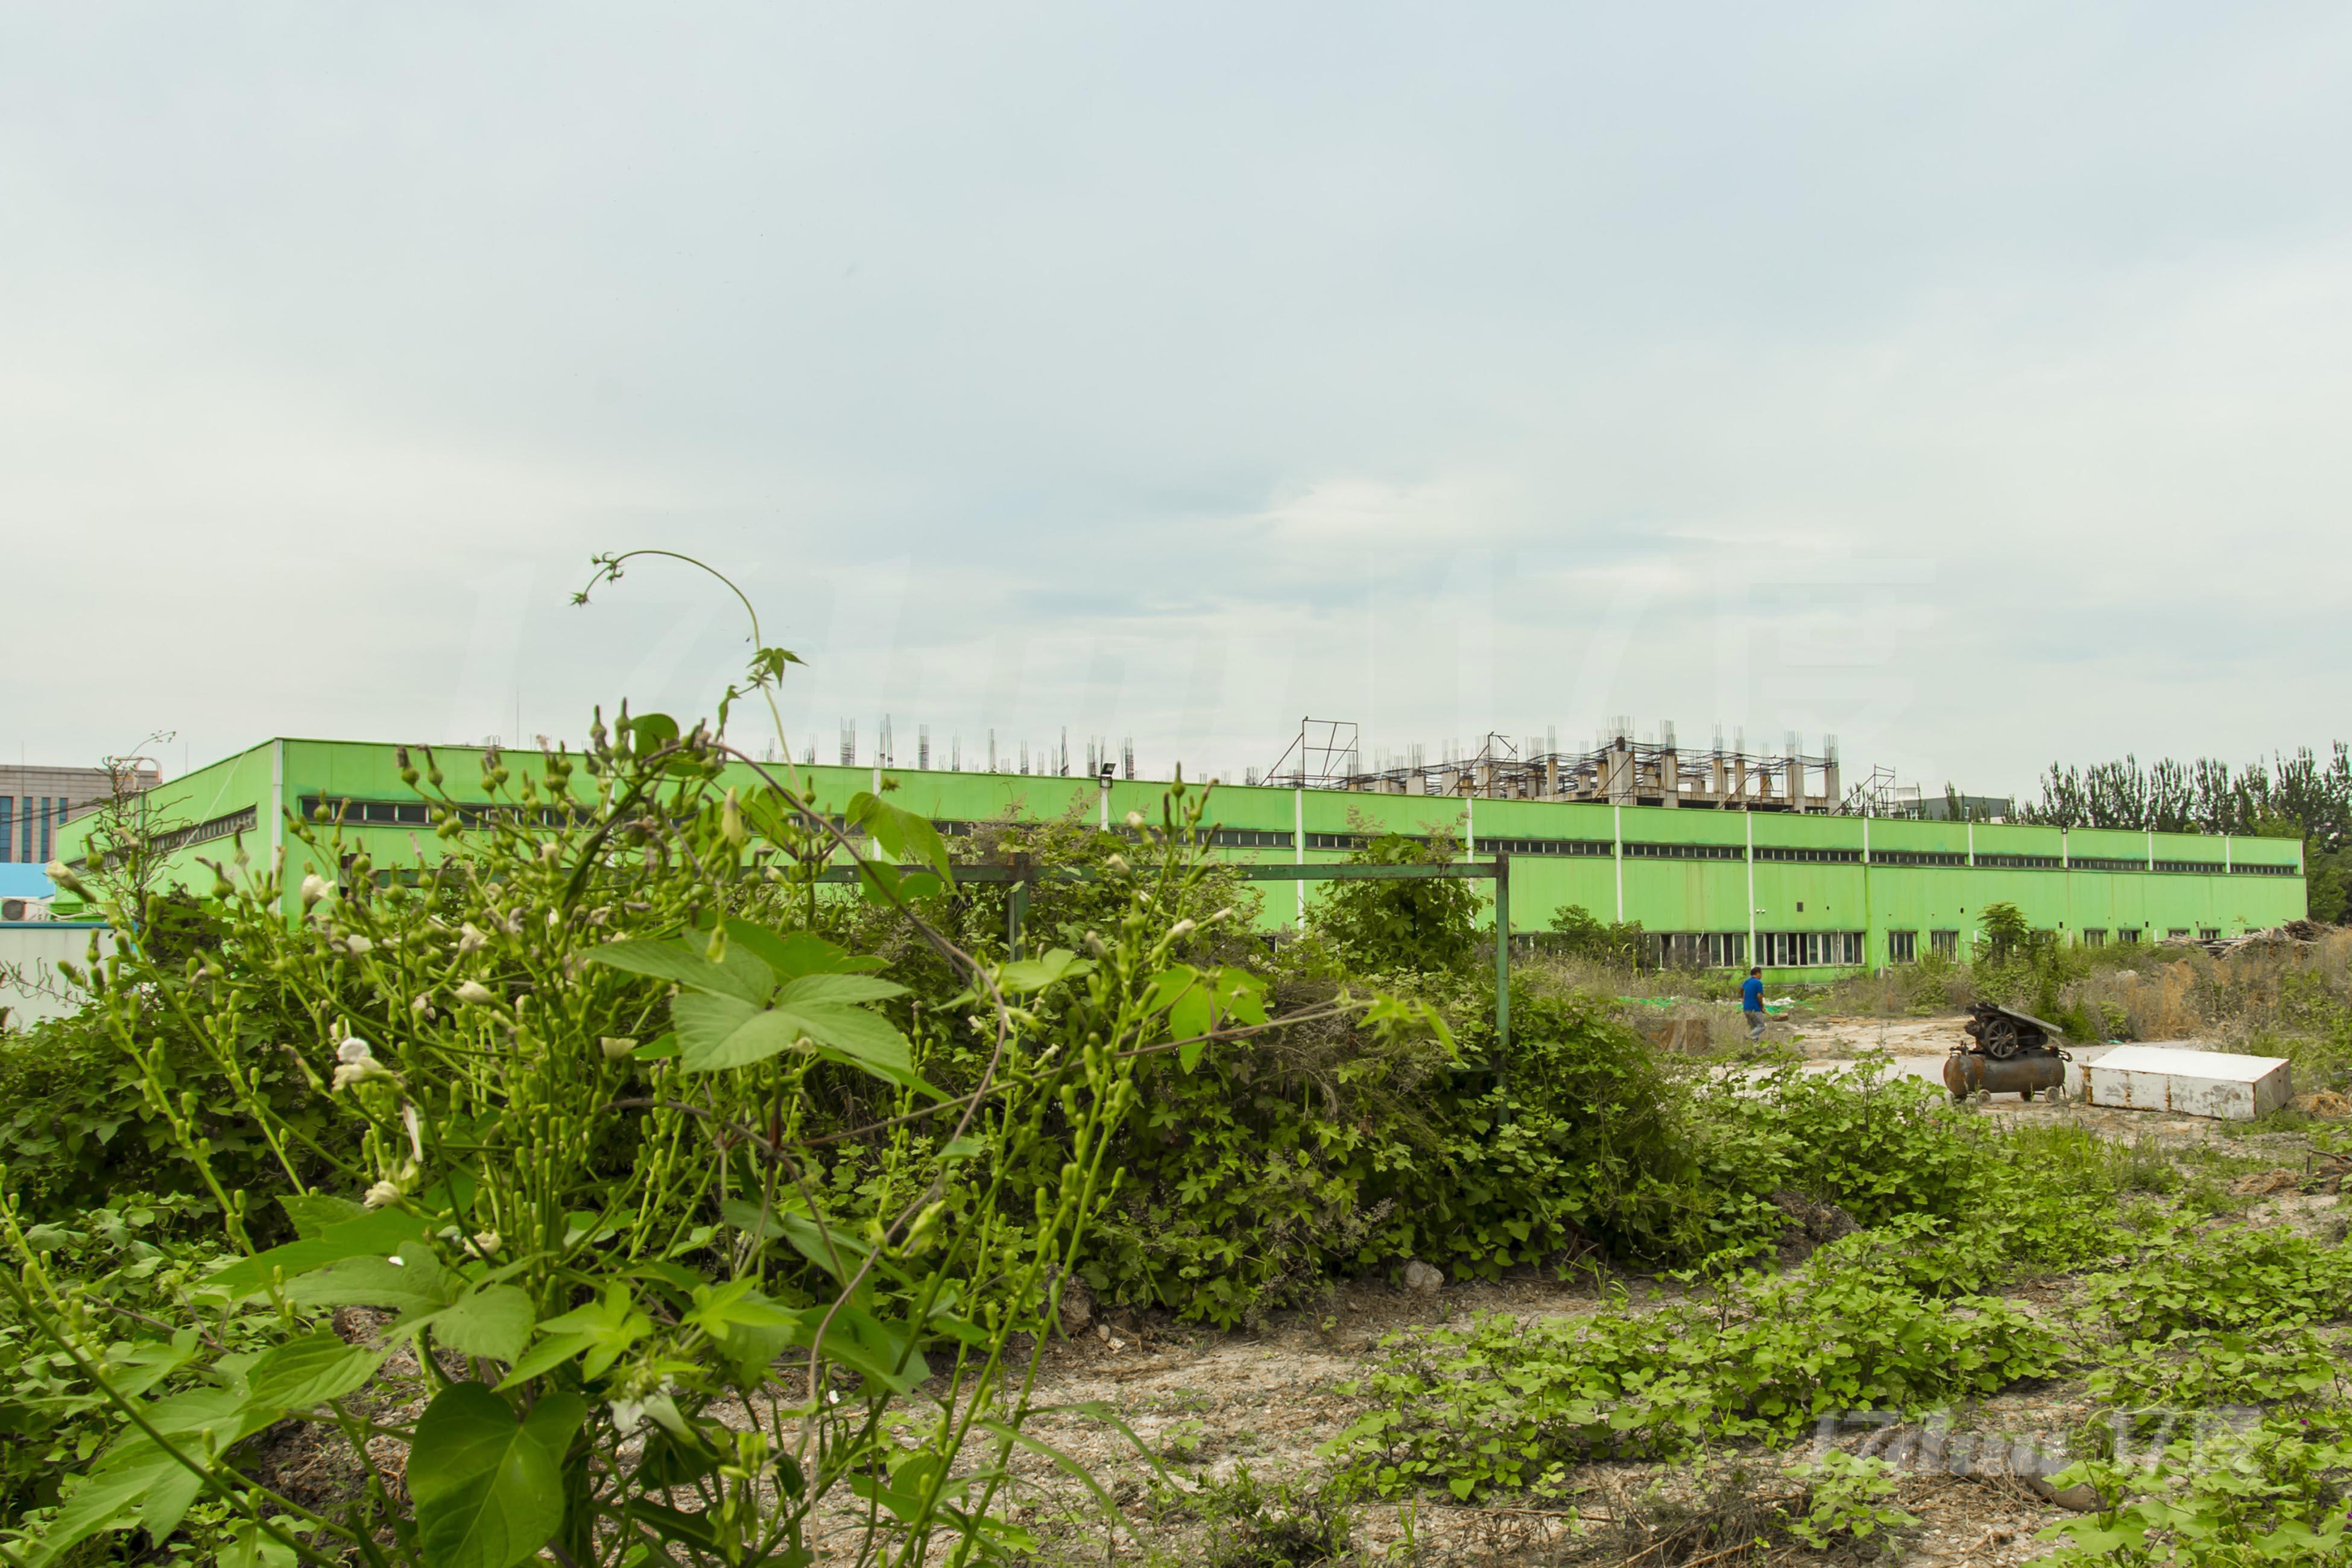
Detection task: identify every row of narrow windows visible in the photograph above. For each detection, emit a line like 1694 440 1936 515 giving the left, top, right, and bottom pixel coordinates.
268 795 2301 878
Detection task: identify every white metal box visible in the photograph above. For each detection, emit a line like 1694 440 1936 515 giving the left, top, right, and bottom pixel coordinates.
2081 1044 2292 1121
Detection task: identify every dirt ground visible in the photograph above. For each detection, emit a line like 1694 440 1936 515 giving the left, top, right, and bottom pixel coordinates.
970 1016 2350 1566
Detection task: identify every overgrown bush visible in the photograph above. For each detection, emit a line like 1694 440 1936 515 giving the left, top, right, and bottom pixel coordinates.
1304 832 1482 974
1545 904 1644 968
0 555 1336 1568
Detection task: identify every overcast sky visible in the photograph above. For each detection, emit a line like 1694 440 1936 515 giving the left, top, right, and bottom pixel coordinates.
6 5 2349 797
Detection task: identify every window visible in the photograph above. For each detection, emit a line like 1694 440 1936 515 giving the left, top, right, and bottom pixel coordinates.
302 795 587 830
1870 850 1968 867
1478 837 1611 856
1755 931 1866 967
2231 862 2299 877
1203 829 1293 849
0 796 11 862
1974 853 2063 869
2082 929 2107 948
2118 928 2142 945
1302 831 1425 851
1643 931 1749 969
1930 929 1960 960
2154 859 2227 874
2069 856 2148 872
2199 928 2221 941
37 798 52 863
1886 929 1918 963
1753 846 1862 864
2167 928 2191 939
1622 841 1743 861
145 807 260 857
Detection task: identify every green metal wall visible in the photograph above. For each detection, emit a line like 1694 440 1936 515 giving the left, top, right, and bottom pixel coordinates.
58 738 2307 980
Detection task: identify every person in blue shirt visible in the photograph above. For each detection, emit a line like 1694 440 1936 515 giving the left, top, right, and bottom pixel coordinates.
1740 966 1766 1040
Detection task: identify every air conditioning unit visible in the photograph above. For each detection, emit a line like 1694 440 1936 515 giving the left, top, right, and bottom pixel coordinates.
1 896 51 923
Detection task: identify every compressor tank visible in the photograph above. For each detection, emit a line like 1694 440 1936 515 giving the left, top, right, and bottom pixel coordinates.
1943 1050 2066 1102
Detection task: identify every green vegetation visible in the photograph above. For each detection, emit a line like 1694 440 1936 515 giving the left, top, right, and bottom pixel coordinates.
7 561 2352 1567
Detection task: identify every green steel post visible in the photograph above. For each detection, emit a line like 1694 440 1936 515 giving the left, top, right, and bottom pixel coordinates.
1493 853 1511 1056
1007 852 1030 959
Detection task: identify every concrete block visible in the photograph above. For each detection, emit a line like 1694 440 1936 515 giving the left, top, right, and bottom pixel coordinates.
2079 1044 2292 1121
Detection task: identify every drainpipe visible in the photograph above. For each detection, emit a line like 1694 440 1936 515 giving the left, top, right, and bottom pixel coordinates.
1294 787 1306 930
1745 809 1756 967
1613 803 1624 922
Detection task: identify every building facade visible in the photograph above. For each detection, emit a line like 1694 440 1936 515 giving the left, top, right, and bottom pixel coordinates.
0 763 158 865
57 737 2309 980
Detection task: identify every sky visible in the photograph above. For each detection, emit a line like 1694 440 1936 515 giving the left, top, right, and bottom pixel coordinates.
5 4 2350 800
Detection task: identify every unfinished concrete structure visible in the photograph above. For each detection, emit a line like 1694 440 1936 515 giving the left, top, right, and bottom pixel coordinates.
1267 718 1862 812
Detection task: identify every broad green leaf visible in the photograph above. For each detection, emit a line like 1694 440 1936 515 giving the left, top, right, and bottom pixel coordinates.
847 791 953 880
801 1303 930 1393
588 937 770 1005
624 712 680 754
853 858 945 906
700 1282 801 1333
673 991 922 1089
672 991 800 1072
280 1192 364 1239
499 1282 650 1388
19 1443 182 1567
625 1498 725 1555
997 947 1095 994
409 1384 589 1568
247 1333 384 1409
429 1285 537 1364
283 1247 450 1315
106 1333 202 1399
1142 965 1200 1017
218 1521 303 1568
723 922 885 979
213 1207 435 1298
773 973 906 1006
495 1332 595 1390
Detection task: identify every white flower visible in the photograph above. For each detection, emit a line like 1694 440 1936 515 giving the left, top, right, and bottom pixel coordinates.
457 922 489 954
342 934 374 955
1124 811 1146 829
468 1231 502 1258
608 1397 648 1434
454 980 497 1006
300 874 334 909
362 1179 403 1209
330 1037 391 1091
1168 919 1197 939
599 1036 637 1060
401 1102 424 1162
1208 906 1236 924
1104 854 1131 876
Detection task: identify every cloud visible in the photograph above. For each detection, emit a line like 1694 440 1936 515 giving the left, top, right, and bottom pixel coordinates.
3 3 2349 800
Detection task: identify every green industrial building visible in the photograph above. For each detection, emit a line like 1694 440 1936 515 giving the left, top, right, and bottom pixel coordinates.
58 737 2307 981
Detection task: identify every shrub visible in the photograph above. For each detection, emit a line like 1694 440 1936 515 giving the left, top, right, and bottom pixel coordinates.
0 557 1314 1568
1545 904 1645 968
1305 832 1482 974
